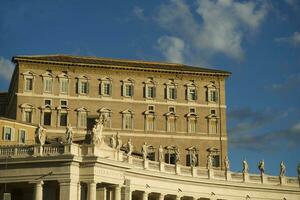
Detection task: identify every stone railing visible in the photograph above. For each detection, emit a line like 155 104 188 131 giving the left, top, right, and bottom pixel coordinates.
0 144 299 188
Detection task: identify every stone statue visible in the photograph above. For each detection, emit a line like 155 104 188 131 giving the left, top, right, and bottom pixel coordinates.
224 156 230 171
258 160 265 174
116 132 122 150
142 142 148 160
279 161 286 177
91 115 106 144
110 134 116 149
158 145 164 162
175 148 180 164
65 124 73 144
207 154 212 169
243 160 249 173
36 124 46 145
191 150 197 167
126 139 133 156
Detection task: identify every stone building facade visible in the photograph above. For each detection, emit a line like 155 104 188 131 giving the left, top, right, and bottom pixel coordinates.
3 55 231 168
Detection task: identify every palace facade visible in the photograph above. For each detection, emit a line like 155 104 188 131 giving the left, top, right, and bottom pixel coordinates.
0 55 299 200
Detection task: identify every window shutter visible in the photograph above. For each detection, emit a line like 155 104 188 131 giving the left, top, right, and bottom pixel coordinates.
131 85 134 96
11 128 15 141
153 86 156 98
185 88 188 100
2 127 4 140
143 86 146 98
174 88 177 99
99 83 102 95
206 90 208 101
86 82 89 94
164 87 167 99
109 83 112 96
121 84 124 96
76 82 79 94
215 91 219 102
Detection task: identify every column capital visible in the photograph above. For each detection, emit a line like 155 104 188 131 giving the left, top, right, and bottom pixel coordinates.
29 180 44 185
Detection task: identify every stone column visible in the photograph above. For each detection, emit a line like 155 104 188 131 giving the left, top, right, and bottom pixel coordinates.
87 181 97 200
158 193 165 200
142 191 148 200
97 187 106 200
33 180 44 200
114 185 121 200
77 183 81 200
59 180 78 200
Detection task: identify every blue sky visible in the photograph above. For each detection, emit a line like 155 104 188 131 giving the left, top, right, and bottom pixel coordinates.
0 0 299 176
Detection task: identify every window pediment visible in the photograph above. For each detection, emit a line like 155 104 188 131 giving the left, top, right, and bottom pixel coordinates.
164 111 178 117
76 75 89 80
122 78 134 83
206 113 219 119
144 110 156 115
21 71 36 77
97 107 112 113
185 112 198 118
57 72 70 79
19 103 34 109
41 71 55 78
75 107 88 112
121 109 134 114
186 146 199 151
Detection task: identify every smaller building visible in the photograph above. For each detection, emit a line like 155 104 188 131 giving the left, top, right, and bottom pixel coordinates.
0 117 36 145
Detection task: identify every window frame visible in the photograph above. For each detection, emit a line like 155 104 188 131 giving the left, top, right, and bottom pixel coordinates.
3 126 14 141
19 129 27 144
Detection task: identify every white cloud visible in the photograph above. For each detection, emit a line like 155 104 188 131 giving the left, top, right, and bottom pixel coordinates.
156 0 268 63
157 36 185 63
133 6 146 20
275 31 300 46
0 57 14 80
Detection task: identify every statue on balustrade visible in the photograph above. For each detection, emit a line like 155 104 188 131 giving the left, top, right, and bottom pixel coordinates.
158 145 164 162
191 150 197 167
126 139 133 156
207 154 212 169
258 160 265 174
92 115 106 145
110 134 116 149
224 156 230 171
65 124 73 144
243 160 249 173
142 142 148 160
36 124 46 146
116 132 122 150
279 161 286 177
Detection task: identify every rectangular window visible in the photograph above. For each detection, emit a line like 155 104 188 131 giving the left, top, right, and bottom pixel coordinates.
4 127 12 141
211 109 216 114
79 112 87 127
188 88 197 100
146 117 154 131
212 155 220 167
44 112 51 126
189 119 196 133
168 87 176 100
80 81 88 94
60 100 68 108
103 82 111 95
209 90 218 102
19 130 26 144
44 78 53 93
25 111 32 123
25 78 33 91
124 114 132 129
60 79 69 94
210 120 217 134
167 118 176 132
148 105 155 111
125 84 133 97
186 153 199 166
165 153 176 164
44 99 51 106
168 107 175 113
147 85 155 98
60 113 68 126
189 108 196 113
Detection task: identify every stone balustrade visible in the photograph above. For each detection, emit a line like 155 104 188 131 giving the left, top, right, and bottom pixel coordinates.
0 143 299 188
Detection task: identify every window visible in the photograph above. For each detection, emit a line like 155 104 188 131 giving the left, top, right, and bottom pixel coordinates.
211 109 216 114
3 127 14 141
167 117 176 132
168 106 175 113
165 152 176 164
79 112 87 127
25 111 32 123
165 79 177 100
122 79 135 98
148 105 155 111
122 109 134 130
60 100 68 108
186 152 199 166
97 108 112 129
210 120 217 134
146 115 155 131
60 112 68 126
186 81 197 101
44 78 53 93
190 108 196 113
212 155 220 167
43 112 51 126
100 77 112 96
60 79 69 94
207 113 218 134
19 130 26 144
188 118 196 133
25 78 33 91
44 100 51 106
144 77 156 99
77 76 89 95
206 82 218 103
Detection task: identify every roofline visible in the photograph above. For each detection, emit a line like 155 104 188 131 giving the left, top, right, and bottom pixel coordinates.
12 55 232 77
0 117 38 127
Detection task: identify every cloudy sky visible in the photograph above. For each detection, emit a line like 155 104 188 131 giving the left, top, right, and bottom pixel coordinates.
0 0 299 176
